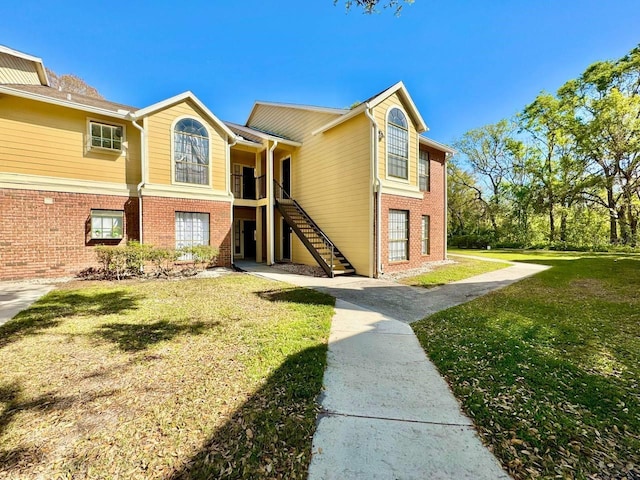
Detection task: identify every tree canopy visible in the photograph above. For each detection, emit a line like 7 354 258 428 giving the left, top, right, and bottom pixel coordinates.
46 68 103 99
450 44 640 250
335 0 414 14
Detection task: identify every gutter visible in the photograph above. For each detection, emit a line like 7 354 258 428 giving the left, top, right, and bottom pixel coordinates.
364 105 383 277
129 114 146 243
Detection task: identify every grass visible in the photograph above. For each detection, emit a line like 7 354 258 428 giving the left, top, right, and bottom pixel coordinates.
401 255 510 288
413 249 640 479
0 274 334 479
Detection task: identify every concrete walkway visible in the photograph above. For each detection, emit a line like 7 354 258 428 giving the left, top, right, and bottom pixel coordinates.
237 259 549 479
0 282 56 326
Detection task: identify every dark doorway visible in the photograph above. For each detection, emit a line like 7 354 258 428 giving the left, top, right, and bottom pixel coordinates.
282 219 291 261
282 158 291 196
242 167 256 200
243 221 256 259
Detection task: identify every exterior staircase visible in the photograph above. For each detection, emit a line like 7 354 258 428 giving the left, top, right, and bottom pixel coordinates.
274 181 355 278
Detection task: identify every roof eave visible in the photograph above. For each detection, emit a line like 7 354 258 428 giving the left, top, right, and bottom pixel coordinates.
311 103 367 136
0 85 130 119
134 91 237 141
419 136 456 155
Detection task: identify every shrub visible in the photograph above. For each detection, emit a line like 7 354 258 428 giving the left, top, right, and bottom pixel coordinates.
148 247 180 277
180 245 219 270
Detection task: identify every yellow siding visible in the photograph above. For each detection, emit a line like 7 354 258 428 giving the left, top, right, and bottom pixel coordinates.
374 93 419 187
248 105 341 142
287 112 372 275
0 53 41 85
0 95 140 184
146 101 227 191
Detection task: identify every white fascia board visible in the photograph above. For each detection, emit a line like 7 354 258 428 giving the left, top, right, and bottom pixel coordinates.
226 122 302 147
311 103 367 136
0 45 51 86
0 85 129 119
366 81 428 133
134 91 237 141
419 136 456 155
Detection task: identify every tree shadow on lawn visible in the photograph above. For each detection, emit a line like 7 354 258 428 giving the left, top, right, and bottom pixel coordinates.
257 287 335 306
0 289 141 349
167 343 327 480
0 381 118 469
95 320 214 352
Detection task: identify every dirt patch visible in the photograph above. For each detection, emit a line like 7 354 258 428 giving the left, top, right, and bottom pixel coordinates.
271 262 327 277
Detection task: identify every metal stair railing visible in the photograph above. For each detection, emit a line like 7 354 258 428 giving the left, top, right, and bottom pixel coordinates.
273 180 339 277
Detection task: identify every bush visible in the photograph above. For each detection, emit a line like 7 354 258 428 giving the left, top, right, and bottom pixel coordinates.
93 242 219 280
448 233 494 249
148 247 180 277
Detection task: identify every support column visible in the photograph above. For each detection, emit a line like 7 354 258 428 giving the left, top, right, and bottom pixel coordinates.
266 141 277 265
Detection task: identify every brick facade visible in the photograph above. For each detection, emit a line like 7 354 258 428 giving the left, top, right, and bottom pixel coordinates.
0 189 138 280
380 151 446 275
141 196 232 267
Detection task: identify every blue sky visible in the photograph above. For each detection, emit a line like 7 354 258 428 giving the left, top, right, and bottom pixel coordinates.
2 1 639 144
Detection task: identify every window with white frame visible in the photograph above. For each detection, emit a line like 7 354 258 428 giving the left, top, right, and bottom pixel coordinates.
419 150 430 192
89 121 123 151
176 212 209 256
422 215 430 255
174 118 209 185
387 108 409 179
91 210 124 239
389 209 409 262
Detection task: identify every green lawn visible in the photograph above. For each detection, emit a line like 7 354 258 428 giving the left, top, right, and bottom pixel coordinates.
0 274 333 479
401 255 510 288
413 250 640 479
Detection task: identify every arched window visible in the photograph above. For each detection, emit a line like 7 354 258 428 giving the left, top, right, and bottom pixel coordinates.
174 118 209 184
387 108 408 179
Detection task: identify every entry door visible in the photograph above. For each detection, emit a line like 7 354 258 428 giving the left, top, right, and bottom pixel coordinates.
243 221 257 259
243 167 256 200
282 158 291 197
282 219 292 261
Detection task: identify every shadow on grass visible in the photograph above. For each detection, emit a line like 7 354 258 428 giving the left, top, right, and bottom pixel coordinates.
0 289 141 349
257 287 335 306
167 343 327 480
95 320 213 352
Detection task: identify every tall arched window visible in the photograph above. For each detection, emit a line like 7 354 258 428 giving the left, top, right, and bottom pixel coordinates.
174 118 209 185
387 108 409 179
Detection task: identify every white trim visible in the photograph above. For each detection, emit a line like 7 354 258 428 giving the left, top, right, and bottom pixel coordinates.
86 117 127 156
385 104 411 184
140 183 233 202
419 136 456 155
134 91 237 140
379 180 423 200
0 172 137 197
0 45 49 86
311 103 367 136
312 81 428 136
170 115 213 188
225 122 302 148
0 85 129 119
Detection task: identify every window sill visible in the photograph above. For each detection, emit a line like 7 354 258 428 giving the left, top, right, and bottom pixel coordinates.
388 260 409 265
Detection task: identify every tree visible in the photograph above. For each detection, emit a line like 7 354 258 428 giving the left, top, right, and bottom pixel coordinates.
558 45 640 245
335 0 414 14
46 68 103 99
453 119 520 238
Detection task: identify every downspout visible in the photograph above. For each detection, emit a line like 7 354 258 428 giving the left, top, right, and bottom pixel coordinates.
268 140 279 265
364 105 383 277
130 115 146 244
444 152 451 259
227 136 237 267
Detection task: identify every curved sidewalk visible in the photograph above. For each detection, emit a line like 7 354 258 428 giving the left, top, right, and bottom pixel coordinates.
237 260 548 479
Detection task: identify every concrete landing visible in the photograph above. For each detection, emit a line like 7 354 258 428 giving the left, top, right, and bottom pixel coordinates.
0 282 55 326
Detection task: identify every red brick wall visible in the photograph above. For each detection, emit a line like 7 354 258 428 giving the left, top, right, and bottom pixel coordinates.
0 189 138 280
141 196 232 267
380 150 446 274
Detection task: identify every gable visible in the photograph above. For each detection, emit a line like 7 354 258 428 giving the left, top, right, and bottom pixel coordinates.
247 104 343 142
